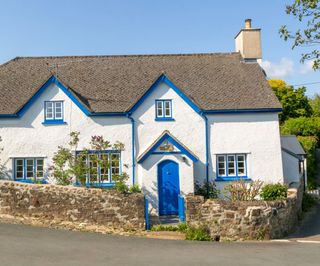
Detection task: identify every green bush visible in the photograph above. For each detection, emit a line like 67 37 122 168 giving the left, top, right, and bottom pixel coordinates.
195 181 219 199
281 117 320 139
302 193 318 212
185 226 211 241
151 223 211 241
260 183 288 200
298 136 318 189
129 184 141 193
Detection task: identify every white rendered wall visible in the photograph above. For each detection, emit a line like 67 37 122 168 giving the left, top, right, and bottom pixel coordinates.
282 151 301 185
0 83 132 182
132 82 206 191
207 113 284 191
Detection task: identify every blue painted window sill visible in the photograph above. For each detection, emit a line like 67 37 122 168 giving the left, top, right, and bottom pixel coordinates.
215 177 252 182
14 179 48 184
155 117 175 121
74 182 116 188
42 120 67 125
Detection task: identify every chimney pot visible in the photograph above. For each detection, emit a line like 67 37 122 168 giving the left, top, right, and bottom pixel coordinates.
245 19 252 29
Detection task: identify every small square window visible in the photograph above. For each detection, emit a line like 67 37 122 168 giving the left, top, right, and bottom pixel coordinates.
155 100 173 120
14 158 44 181
216 154 248 180
44 101 64 123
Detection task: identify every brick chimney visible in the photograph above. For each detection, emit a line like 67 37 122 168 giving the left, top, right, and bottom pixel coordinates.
235 19 262 62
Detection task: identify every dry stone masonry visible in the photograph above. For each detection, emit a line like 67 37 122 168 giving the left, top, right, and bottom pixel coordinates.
0 181 145 230
185 185 303 241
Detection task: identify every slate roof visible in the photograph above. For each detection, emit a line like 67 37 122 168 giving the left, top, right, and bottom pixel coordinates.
281 135 306 156
0 53 281 115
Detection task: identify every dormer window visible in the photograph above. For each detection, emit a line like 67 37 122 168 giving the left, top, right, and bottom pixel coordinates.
155 100 174 121
43 101 66 124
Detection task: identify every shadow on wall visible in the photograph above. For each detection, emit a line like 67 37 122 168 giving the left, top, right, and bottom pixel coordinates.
142 181 159 215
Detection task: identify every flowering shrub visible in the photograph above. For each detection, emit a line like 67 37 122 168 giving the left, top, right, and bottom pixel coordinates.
223 180 264 201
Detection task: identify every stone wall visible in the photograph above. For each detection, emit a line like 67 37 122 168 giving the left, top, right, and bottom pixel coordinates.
185 185 303 241
0 181 145 230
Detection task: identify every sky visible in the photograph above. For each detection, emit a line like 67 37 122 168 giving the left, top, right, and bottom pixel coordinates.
0 0 319 96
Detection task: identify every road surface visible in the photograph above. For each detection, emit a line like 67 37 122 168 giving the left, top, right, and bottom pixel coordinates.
0 223 319 266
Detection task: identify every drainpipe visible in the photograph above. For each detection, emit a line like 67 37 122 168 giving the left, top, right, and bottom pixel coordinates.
127 113 135 186
200 112 209 193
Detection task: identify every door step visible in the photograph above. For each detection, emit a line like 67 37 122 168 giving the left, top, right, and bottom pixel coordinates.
150 215 180 226
146 231 186 241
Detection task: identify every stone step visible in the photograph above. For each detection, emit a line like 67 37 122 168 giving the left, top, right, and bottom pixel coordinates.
146 231 186 241
150 215 181 226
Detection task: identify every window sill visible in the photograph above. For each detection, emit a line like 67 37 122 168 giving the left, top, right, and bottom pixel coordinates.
42 120 67 125
14 179 47 184
74 182 116 188
215 176 251 182
155 117 175 121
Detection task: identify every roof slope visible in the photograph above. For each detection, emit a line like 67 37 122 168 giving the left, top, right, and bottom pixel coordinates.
0 53 281 114
281 135 306 156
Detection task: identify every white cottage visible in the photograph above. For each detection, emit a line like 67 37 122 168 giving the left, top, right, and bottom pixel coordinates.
0 20 293 215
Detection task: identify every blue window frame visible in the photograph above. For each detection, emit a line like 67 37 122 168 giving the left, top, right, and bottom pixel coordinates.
216 154 248 181
76 150 121 187
43 101 66 124
155 100 174 121
14 158 44 182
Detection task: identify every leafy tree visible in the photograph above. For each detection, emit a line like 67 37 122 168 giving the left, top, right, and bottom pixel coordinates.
279 0 320 70
281 116 320 138
268 79 313 123
310 93 320 116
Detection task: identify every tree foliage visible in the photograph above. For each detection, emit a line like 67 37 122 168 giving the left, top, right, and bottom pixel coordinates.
298 136 318 188
281 116 320 138
310 93 320 116
268 79 313 122
279 0 320 70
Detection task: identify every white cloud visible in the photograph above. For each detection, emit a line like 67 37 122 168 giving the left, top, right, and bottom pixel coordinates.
259 58 294 79
299 60 314 74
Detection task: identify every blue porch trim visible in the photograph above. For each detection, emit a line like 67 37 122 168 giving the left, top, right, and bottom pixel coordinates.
137 132 199 163
152 151 182 155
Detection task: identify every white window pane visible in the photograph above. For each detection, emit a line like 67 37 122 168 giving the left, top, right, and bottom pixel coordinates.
156 101 163 117
15 159 24 179
55 102 63 119
217 156 226 176
227 155 235 175
46 102 54 120
89 154 98 182
36 159 44 178
111 153 120 177
237 155 246 176
26 159 34 179
164 101 171 117
100 153 109 182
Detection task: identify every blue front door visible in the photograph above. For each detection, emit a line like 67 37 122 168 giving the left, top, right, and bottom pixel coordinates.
158 160 180 215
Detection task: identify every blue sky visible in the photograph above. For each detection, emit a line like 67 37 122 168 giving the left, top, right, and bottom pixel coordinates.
0 0 319 95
